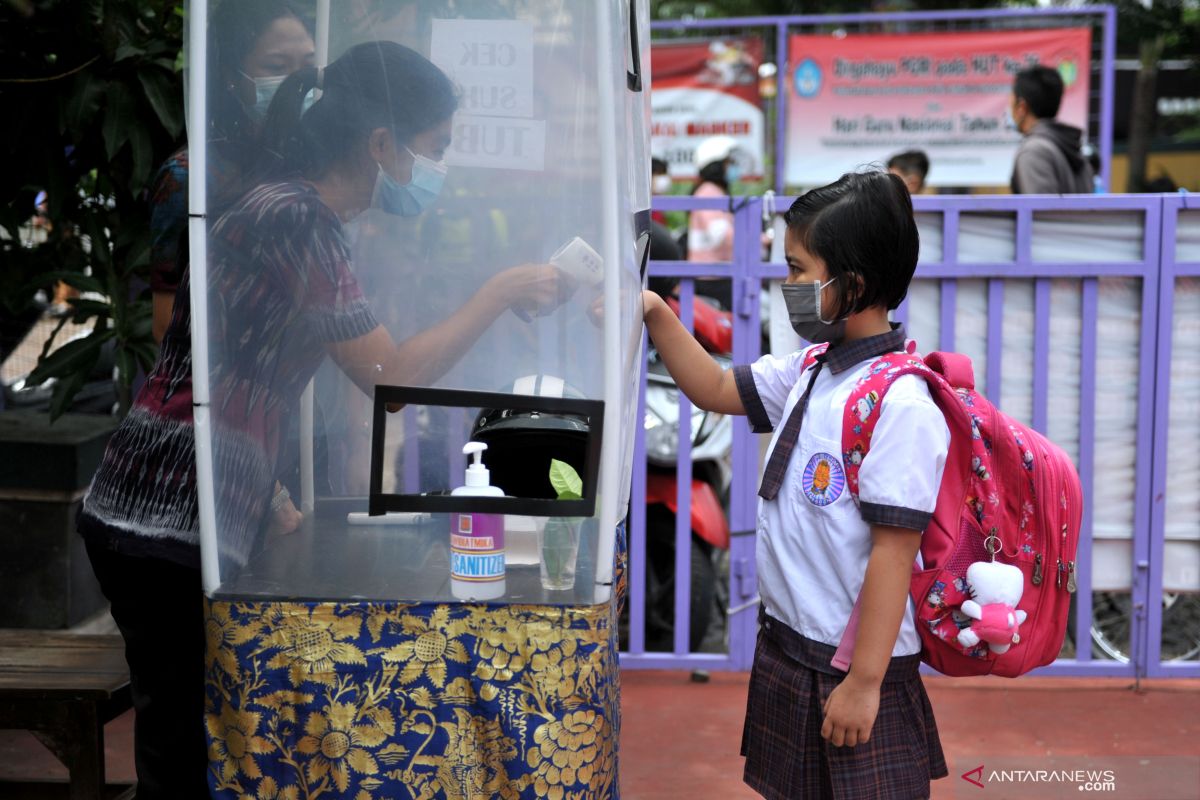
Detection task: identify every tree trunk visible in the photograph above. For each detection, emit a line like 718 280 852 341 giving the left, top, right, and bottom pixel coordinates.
1126 36 1164 193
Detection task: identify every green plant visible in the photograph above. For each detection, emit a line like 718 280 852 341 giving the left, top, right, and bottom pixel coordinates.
545 459 583 582
548 458 583 501
0 0 185 418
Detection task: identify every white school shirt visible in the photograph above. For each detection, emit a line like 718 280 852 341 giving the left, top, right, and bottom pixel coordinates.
733 329 951 656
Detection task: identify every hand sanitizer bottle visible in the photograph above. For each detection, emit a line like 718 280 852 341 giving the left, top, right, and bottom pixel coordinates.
450 442 506 600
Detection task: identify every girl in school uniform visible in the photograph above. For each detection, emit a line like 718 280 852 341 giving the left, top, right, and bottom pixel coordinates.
642 170 949 799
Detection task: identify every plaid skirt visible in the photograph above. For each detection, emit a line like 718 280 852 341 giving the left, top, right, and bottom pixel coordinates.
741 612 948 800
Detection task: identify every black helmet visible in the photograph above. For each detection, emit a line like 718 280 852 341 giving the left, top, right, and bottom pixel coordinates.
471 376 590 500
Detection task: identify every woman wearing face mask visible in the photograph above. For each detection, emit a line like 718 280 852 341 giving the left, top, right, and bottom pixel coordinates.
149 1 316 346
686 134 741 264
146 1 318 541
76 40 565 798
686 135 742 308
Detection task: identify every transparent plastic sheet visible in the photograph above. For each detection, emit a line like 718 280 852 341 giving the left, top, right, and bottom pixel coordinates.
198 0 645 603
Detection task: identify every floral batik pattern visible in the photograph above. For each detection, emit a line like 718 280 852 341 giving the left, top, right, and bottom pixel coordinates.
206 526 628 799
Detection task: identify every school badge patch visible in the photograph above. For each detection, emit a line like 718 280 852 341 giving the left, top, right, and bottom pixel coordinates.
802 452 845 506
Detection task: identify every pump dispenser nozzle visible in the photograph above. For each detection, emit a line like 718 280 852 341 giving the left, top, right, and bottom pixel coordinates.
462 441 490 488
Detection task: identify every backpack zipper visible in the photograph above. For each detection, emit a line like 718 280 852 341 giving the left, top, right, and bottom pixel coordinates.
1067 560 1077 593
1032 553 1044 586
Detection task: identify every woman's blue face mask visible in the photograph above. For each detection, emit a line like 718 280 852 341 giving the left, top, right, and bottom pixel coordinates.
372 146 448 217
242 72 314 121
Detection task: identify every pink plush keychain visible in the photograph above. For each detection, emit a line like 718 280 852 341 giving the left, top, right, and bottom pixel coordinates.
956 560 1028 655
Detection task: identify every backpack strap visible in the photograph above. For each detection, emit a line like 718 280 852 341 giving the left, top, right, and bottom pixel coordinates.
840 352 942 504
831 352 945 672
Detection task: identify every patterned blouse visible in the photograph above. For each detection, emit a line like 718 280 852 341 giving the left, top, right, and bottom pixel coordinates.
84 180 379 568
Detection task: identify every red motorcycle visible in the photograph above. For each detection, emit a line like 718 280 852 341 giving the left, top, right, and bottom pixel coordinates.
638 295 733 651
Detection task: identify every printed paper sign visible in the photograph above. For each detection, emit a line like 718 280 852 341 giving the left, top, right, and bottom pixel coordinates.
431 19 534 119
784 28 1091 187
431 19 544 170
446 115 546 171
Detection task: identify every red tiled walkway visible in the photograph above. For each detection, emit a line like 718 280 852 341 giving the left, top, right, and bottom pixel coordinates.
619 671 1200 799
3 671 1197 798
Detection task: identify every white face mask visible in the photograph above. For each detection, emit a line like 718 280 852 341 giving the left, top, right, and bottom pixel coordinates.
652 175 673 194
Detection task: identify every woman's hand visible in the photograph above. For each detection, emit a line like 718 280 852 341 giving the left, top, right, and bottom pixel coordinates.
821 672 881 748
489 263 574 319
265 482 303 537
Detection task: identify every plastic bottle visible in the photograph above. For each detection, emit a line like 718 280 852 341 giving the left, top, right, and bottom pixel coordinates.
449 442 506 600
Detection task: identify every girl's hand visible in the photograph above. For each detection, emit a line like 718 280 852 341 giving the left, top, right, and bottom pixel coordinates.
820 673 880 747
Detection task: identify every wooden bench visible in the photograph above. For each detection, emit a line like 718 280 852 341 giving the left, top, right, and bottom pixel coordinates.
0 631 135 799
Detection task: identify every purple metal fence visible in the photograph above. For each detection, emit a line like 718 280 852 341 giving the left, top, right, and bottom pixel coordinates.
649 6 1117 192
622 193 1198 679
1148 194 1200 678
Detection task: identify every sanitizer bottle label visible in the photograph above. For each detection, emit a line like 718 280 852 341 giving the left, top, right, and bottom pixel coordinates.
450 513 505 584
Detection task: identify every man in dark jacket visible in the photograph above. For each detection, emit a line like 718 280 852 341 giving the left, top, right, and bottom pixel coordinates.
1009 66 1094 194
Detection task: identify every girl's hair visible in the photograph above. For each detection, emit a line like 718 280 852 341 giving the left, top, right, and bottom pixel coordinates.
692 160 729 194
208 0 311 144
782 170 919 316
262 41 458 179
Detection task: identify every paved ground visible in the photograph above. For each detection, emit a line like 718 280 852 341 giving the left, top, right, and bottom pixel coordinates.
619 671 1200 800
3 669 1197 798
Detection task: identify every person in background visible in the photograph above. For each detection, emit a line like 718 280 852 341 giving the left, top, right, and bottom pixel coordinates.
149 1 316 346
147 0 317 541
1008 65 1094 194
651 156 672 227
687 135 741 308
687 135 739 264
887 150 929 195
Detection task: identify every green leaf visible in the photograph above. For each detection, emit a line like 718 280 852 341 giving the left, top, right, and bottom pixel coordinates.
62 74 106 135
116 348 136 385
102 82 134 160
48 370 88 423
548 459 582 500
129 124 153 193
115 44 145 62
21 271 105 295
80 213 113 271
137 68 182 138
68 298 113 323
27 329 114 387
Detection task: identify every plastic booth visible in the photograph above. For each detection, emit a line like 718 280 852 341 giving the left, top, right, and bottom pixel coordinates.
188 1 650 796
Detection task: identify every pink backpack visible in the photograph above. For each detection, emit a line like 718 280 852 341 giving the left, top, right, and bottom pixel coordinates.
801 345 1082 677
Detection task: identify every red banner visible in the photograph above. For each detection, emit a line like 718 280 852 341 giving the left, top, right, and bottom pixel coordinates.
651 39 765 179
785 29 1091 187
